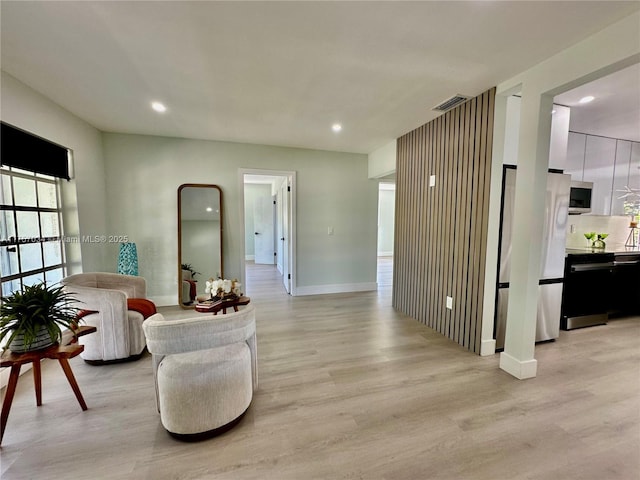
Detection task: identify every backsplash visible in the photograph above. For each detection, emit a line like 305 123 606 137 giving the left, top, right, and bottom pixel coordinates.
566 215 636 250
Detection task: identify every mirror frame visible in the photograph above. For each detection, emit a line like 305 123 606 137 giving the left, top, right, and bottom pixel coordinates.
177 183 223 308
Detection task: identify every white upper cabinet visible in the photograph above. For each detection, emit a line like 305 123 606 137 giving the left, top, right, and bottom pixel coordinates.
566 132 640 215
502 96 638 216
630 142 640 190
565 132 586 180
611 140 632 215
583 136 617 214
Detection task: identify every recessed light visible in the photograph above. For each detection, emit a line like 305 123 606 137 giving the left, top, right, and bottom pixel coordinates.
578 96 594 104
151 101 167 113
206 207 213 212
332 123 342 132
551 109 557 114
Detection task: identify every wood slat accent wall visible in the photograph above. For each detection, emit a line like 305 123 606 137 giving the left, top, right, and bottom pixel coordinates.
393 88 495 353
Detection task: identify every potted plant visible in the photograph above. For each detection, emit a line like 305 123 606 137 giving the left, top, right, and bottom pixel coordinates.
205 278 241 301
181 263 200 279
0 282 81 353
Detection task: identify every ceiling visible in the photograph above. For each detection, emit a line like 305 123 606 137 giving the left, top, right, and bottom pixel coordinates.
554 63 640 142
1 1 638 154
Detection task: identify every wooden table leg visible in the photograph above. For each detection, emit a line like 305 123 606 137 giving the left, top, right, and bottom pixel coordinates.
1 364 22 444
33 358 42 406
57 358 87 411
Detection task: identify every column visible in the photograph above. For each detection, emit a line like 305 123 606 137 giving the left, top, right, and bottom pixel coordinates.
499 88 553 379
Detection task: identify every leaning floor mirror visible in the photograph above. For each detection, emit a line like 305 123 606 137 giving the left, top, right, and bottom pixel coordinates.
178 184 223 307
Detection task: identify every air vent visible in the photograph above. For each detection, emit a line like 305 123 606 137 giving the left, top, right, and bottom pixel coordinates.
432 94 470 112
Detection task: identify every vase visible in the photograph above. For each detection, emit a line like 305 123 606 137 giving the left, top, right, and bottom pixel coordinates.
9 326 56 353
117 242 138 276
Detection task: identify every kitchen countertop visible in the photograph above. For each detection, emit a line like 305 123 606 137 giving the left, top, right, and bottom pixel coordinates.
565 247 640 256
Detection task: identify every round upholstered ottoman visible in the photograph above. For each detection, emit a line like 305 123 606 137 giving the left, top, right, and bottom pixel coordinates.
156 342 253 440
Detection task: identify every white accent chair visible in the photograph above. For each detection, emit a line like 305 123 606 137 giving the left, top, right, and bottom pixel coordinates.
61 272 149 364
142 304 257 440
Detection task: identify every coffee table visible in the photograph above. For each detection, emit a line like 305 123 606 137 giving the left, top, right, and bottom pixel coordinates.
195 296 251 315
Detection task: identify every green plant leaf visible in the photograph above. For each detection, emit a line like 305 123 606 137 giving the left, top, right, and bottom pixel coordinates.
0 282 82 351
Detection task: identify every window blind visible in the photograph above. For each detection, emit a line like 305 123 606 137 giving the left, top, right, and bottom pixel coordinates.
1 122 70 180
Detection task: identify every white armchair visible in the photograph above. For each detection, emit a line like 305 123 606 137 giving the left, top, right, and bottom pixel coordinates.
143 304 257 440
61 272 153 364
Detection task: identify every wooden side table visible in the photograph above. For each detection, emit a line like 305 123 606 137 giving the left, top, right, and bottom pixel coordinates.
0 325 97 444
195 296 251 315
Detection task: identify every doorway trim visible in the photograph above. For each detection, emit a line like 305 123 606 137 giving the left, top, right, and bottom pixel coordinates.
239 168 297 296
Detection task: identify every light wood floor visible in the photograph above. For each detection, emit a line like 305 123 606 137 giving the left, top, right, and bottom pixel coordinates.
1 258 639 479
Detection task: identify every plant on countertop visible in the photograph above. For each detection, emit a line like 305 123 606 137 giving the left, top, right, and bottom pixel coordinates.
0 282 82 352
584 232 609 249
592 233 609 249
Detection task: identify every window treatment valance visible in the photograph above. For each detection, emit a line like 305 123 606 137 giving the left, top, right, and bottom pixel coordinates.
1 122 71 180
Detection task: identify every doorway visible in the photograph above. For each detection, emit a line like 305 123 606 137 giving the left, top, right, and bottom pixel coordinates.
240 170 296 297
377 182 395 296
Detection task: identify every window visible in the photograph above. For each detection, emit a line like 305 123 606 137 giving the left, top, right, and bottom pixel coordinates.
0 166 66 296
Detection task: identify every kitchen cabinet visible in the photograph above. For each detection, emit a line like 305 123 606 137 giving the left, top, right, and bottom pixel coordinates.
562 251 640 329
630 142 640 190
565 132 586 179
566 132 640 216
611 141 632 215
610 253 640 316
583 136 617 215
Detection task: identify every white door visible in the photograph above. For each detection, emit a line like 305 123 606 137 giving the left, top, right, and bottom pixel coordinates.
254 195 275 264
276 182 284 274
281 180 291 293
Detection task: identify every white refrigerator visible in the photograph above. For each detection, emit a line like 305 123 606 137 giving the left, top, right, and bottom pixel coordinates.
495 166 571 350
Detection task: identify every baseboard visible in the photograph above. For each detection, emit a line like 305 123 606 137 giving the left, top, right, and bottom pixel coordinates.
480 339 496 357
245 255 255 261
295 282 377 296
499 351 537 379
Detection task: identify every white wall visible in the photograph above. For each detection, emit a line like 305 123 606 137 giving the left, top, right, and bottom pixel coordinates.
503 95 571 169
368 139 397 178
1 71 109 273
566 215 631 250
101 133 378 304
